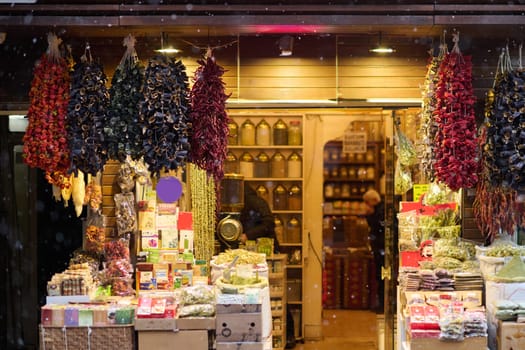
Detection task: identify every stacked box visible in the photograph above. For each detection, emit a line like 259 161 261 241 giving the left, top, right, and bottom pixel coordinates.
342 254 370 309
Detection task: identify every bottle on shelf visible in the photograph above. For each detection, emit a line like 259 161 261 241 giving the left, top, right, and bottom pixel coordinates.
273 184 288 210
256 119 271 146
288 152 302 178
239 152 254 178
256 184 270 203
288 120 302 145
271 151 287 178
224 151 239 174
254 151 270 178
286 217 301 244
288 184 302 210
273 119 288 145
227 120 238 145
240 119 256 146
274 215 285 245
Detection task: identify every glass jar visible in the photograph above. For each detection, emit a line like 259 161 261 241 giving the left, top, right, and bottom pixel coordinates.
287 152 302 178
366 149 375 162
219 173 245 212
366 166 376 180
273 184 288 210
348 167 357 179
240 119 256 146
333 184 342 197
286 217 301 243
224 151 239 174
355 153 365 162
254 152 270 178
274 215 285 245
324 183 334 198
341 184 351 198
256 184 270 203
271 151 286 178
323 167 329 178
357 167 367 180
288 184 302 210
239 152 254 178
273 119 288 145
227 120 238 145
330 167 339 178
339 167 348 178
256 119 271 146
288 120 302 145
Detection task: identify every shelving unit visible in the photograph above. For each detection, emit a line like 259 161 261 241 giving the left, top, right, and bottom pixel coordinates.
267 254 287 350
227 111 305 342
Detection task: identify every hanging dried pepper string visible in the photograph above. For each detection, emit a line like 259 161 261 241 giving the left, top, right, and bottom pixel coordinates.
106 35 145 162
189 163 217 261
189 49 231 184
23 33 71 187
433 32 479 191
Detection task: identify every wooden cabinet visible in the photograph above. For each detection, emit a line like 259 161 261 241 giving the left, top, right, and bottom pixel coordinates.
227 111 305 341
267 254 287 350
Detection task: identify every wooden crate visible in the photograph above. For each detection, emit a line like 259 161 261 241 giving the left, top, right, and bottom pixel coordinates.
39 325 135 350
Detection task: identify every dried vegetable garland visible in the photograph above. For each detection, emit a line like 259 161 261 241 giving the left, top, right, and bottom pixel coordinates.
190 52 230 182
23 33 71 187
418 44 446 182
106 35 145 161
139 54 192 175
433 33 478 191
483 47 525 192
189 163 216 261
67 44 110 176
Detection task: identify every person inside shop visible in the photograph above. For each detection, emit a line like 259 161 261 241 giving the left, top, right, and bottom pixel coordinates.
363 189 385 313
239 183 280 253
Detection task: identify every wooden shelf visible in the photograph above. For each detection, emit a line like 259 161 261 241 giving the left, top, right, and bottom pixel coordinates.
273 210 303 214
286 264 303 269
287 301 303 305
269 272 285 280
324 178 376 182
228 145 303 150
279 243 302 247
324 160 376 166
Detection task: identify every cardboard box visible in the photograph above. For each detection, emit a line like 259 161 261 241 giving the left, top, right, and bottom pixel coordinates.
409 336 487 350
138 329 208 350
177 317 216 330
497 321 525 350
135 318 177 331
216 313 268 342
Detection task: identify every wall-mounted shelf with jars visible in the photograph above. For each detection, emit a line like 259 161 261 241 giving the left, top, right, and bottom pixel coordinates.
226 111 305 341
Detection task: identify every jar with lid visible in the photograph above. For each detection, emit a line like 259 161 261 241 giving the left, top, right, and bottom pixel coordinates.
273 184 288 210
348 167 357 179
357 167 367 180
256 119 271 146
286 217 301 243
288 184 302 210
355 152 365 162
366 166 376 180
333 184 342 197
288 120 302 145
324 183 334 198
366 149 375 162
341 184 351 198
227 120 238 145
239 152 254 178
274 215 285 245
271 151 286 178
254 152 270 178
256 184 270 203
240 119 256 146
339 166 348 178
323 167 329 178
224 151 239 174
288 152 302 178
330 167 339 178
273 119 288 145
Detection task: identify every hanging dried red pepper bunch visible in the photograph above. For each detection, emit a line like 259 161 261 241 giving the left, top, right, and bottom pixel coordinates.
66 43 110 176
190 51 231 182
23 33 71 186
432 32 478 191
106 35 145 162
138 54 192 175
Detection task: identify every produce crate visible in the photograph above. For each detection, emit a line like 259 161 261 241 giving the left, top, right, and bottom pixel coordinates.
39 325 135 350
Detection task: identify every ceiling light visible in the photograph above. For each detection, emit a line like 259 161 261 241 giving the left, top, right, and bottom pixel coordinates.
278 35 294 56
369 32 395 54
155 32 180 54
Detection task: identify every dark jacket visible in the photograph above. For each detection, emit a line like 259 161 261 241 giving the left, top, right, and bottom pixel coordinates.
366 201 385 253
240 185 278 249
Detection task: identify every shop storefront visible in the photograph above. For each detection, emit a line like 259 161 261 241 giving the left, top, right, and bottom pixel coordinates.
2 2 525 350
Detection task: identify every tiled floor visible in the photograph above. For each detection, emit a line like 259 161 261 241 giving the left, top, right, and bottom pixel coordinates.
296 310 381 350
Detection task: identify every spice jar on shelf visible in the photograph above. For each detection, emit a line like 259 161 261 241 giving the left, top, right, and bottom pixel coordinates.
288 152 302 178
239 152 254 178
286 217 301 243
324 183 334 198
366 166 376 180
288 120 302 145
256 184 270 203
274 215 285 244
339 166 348 178
273 184 288 210
348 167 357 179
224 151 239 174
227 120 238 145
288 184 302 210
273 119 288 145
271 151 286 178
240 119 256 146
366 149 375 162
254 151 270 178
256 119 271 146
330 167 339 178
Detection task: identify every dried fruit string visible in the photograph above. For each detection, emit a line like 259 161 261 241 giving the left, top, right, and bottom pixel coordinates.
23 33 71 187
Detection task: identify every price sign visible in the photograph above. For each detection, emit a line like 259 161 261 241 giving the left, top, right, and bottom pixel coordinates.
343 131 367 154
413 184 430 202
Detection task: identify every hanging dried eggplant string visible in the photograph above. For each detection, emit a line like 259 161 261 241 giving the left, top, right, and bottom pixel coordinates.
23 33 71 188
138 54 192 176
433 31 479 191
418 38 448 182
189 163 216 261
106 35 145 162
189 48 230 184
67 42 110 176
